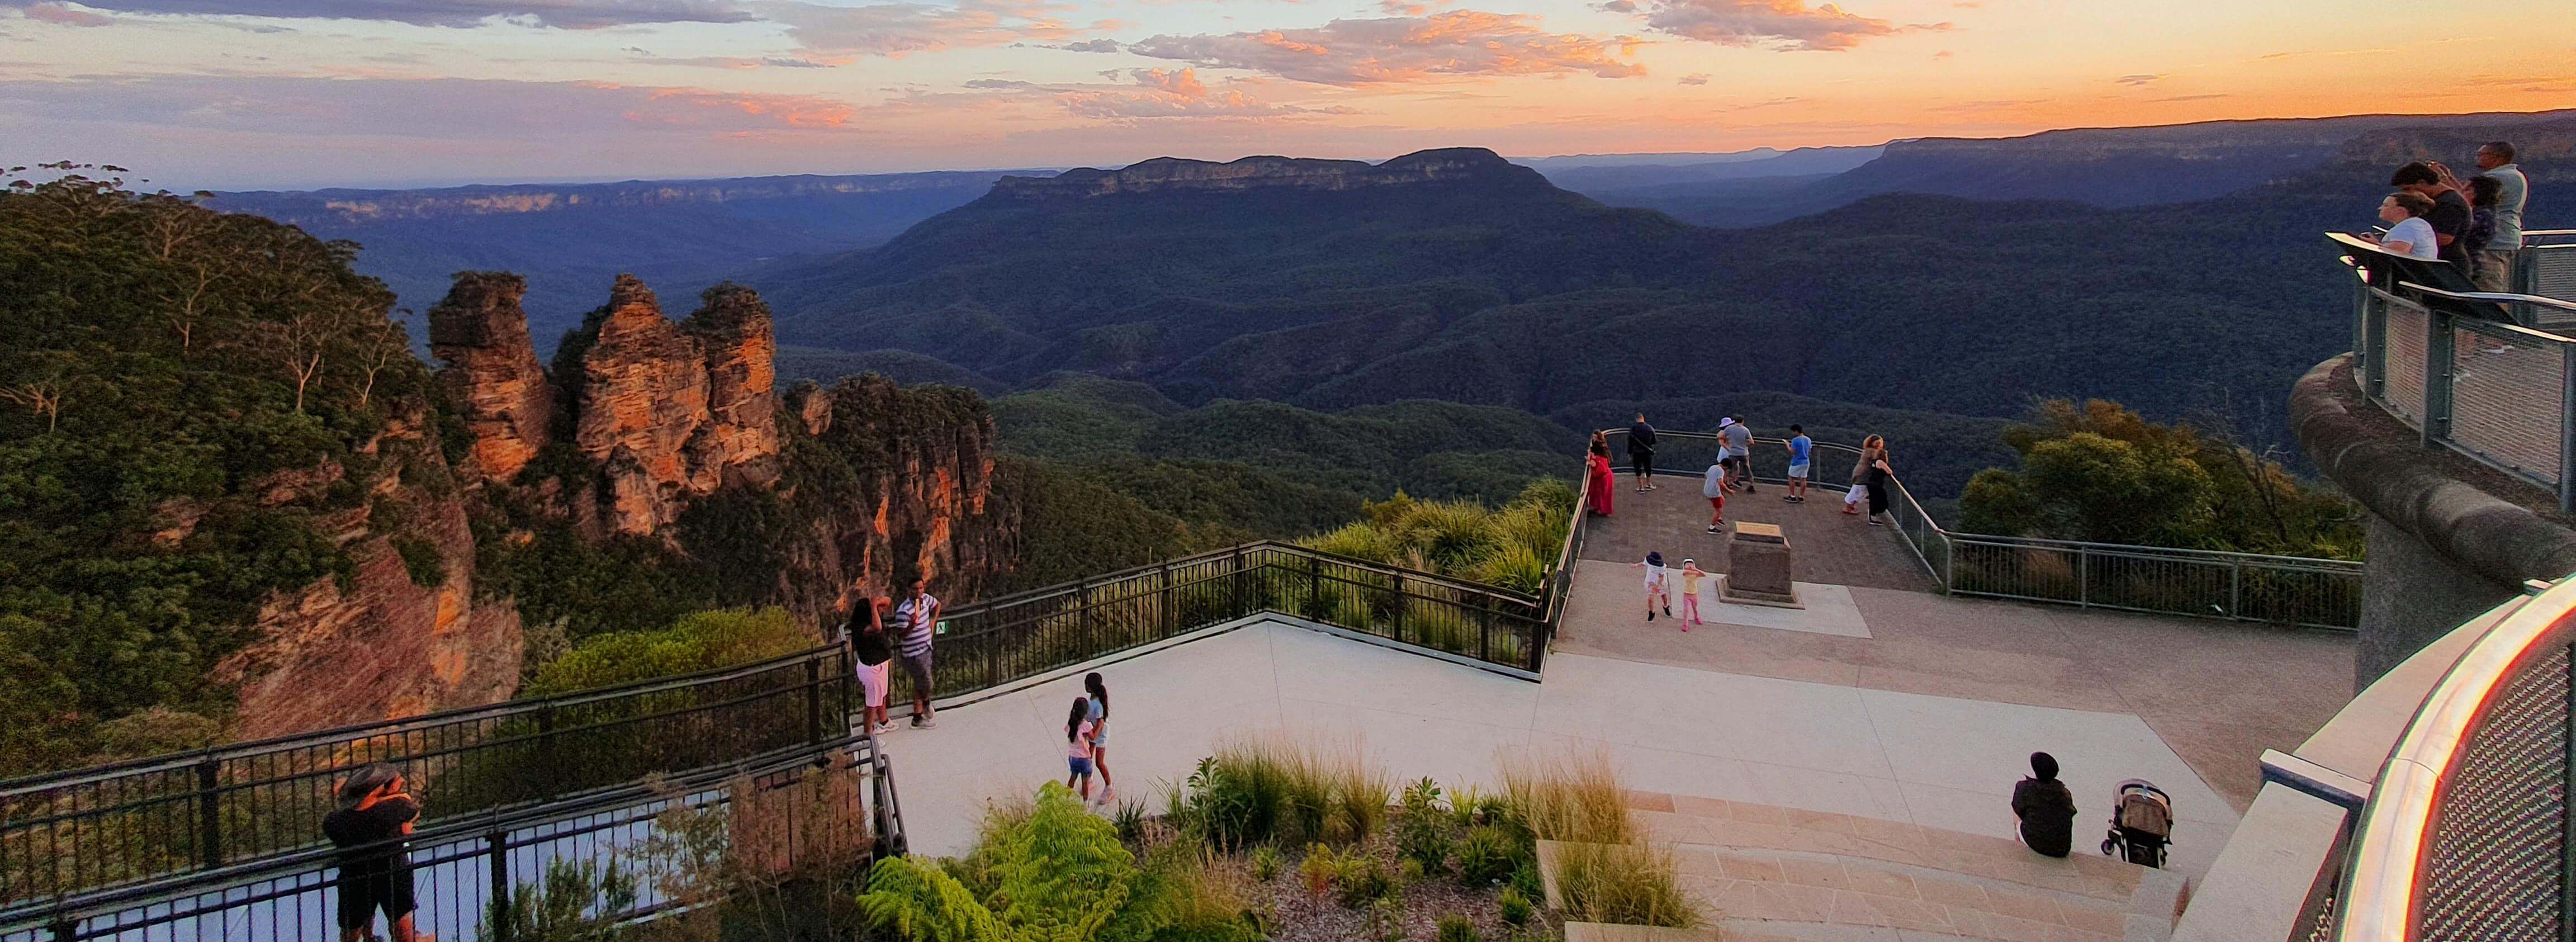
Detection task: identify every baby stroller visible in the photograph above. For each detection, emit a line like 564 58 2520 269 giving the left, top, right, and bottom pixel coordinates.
2099 779 2173 868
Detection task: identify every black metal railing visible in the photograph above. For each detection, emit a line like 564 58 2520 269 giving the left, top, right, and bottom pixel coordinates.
1 646 856 906
2 733 899 942
912 542 1550 703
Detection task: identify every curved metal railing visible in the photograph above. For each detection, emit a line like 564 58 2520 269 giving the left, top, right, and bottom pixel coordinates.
2334 576 2576 941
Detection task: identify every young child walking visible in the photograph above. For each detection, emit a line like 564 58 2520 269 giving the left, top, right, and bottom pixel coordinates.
1677 558 1707 628
1083 673 1114 805
1701 461 1727 534
1064 696 1097 802
1631 551 1671 622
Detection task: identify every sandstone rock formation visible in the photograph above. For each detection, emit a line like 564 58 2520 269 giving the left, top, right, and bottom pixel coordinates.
567 275 782 534
215 413 523 738
428 273 554 482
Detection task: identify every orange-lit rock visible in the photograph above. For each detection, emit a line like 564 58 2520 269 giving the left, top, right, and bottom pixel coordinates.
428 273 555 482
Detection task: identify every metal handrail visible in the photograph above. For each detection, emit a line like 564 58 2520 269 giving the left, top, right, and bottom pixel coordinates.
2393 280 2576 318
2334 578 2576 941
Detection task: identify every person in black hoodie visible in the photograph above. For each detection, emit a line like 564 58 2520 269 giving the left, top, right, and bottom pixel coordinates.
1627 413 1657 493
2011 751 2078 858
846 596 895 735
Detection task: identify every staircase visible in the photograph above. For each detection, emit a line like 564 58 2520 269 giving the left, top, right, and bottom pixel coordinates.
1621 791 2187 942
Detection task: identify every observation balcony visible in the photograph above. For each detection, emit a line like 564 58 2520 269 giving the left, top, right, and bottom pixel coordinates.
2300 231 2576 684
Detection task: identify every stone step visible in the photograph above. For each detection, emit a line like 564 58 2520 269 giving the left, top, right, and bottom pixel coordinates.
1622 791 2186 942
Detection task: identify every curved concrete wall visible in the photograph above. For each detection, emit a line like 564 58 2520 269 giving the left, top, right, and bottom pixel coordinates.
2290 354 2576 687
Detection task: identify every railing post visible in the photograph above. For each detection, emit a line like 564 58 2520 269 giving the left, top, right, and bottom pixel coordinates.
193 758 221 870
1077 577 1092 640
2076 549 2090 609
1390 572 1405 645
1232 546 1248 617
2229 560 2244 621
2426 309 2455 446
2560 343 2576 516
487 826 514 942
1308 553 1323 622
804 657 824 746
1159 562 1175 637
47 917 75 942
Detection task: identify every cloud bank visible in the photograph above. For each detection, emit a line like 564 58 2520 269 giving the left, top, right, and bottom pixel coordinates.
1124 11 1645 86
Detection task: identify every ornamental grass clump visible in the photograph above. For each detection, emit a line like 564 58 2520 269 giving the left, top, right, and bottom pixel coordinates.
1501 751 1635 845
1552 840 1699 929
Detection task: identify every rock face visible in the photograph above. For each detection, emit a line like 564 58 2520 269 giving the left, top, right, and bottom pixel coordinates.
791 373 1014 618
215 414 524 739
568 275 782 534
991 147 1547 199
427 273 555 482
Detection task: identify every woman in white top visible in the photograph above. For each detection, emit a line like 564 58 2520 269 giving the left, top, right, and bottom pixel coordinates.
1630 551 1671 622
2375 191 2439 261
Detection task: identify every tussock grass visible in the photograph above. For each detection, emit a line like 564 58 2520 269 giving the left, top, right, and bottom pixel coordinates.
1204 733 1389 846
1553 840 1700 928
1502 750 1636 845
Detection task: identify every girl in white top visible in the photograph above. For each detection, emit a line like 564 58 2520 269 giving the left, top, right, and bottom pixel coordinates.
1630 551 1671 622
2376 192 2440 261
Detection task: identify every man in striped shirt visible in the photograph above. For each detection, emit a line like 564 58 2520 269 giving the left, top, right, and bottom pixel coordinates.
893 580 941 729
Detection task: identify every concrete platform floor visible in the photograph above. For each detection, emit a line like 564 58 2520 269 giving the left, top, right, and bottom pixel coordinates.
1581 475 1938 592
875 617 2273 879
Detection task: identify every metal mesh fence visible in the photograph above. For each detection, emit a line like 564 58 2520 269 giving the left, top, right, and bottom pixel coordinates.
2449 320 2566 486
2528 244 2576 309
2416 643 2570 942
2383 297 2429 425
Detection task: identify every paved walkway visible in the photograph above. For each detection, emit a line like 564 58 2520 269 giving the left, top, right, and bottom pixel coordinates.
877 618 2264 879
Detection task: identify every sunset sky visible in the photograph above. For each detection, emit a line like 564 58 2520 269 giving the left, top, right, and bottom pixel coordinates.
2 0 2571 189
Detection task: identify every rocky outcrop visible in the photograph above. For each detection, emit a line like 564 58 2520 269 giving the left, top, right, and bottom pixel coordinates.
428 273 555 482
792 373 1014 617
566 275 782 534
992 147 1548 199
215 415 523 739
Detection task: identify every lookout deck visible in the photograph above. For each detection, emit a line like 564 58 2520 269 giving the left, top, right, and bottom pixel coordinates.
1555 474 2357 814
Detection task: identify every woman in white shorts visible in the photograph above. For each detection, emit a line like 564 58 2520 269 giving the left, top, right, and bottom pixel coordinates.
1844 436 1883 515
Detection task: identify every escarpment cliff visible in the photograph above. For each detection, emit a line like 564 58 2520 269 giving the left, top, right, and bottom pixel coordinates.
434 271 1016 634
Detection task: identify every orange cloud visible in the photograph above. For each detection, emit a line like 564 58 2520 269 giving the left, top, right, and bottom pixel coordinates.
1127 11 1646 86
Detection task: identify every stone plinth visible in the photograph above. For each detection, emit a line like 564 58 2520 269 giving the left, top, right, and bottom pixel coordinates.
1720 522 1801 608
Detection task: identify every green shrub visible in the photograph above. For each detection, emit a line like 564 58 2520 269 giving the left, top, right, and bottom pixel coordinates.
1456 825 1520 886
1298 843 1348 897
1437 913 1484 942
391 534 447 588
521 607 808 696
1114 799 1149 844
1508 859 1543 902
1249 845 1284 882
1338 859 1395 909
1498 887 1533 926
1396 777 1454 873
859 782 1145 941
482 858 638 942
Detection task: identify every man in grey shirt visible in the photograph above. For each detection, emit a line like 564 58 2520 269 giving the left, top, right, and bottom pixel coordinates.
2473 141 2527 293
1719 418 1755 494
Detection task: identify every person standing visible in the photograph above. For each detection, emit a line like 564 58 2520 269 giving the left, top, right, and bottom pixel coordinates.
1083 672 1115 804
1862 442 1896 527
1843 436 1882 516
1064 697 1097 803
1586 432 1616 516
1626 413 1658 493
1631 551 1670 622
1719 417 1755 494
323 764 427 942
1677 558 1707 629
2446 143 2528 292
894 579 942 730
847 596 894 735
1701 458 1726 533
2373 192 2440 261
1783 424 1813 503
2392 162 2472 272
2011 752 2078 859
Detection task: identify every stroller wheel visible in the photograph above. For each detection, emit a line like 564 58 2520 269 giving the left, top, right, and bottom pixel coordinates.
2101 837 2116 857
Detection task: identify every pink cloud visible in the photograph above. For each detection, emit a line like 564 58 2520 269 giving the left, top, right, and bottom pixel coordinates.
1618 0 1942 51
1126 11 1646 86
18 1 115 23
771 0 1112 57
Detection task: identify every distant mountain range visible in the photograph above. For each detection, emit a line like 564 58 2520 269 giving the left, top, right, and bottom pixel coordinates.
208 170 1046 347
207 110 2574 475
1566 110 2575 228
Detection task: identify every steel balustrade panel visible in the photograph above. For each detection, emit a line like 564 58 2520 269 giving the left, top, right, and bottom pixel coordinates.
2529 245 2576 310
2446 321 2568 486
2383 299 2430 426
2416 645 2569 941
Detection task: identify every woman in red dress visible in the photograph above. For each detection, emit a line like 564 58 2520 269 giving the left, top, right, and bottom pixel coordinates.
1585 431 1616 515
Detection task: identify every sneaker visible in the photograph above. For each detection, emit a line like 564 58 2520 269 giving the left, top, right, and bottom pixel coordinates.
1645 484 1658 490
1868 519 1883 527
1706 526 1721 534
912 715 937 730
1663 605 1673 616
1647 610 1655 622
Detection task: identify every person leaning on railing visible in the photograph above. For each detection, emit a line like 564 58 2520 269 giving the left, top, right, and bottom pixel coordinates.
323 764 429 942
